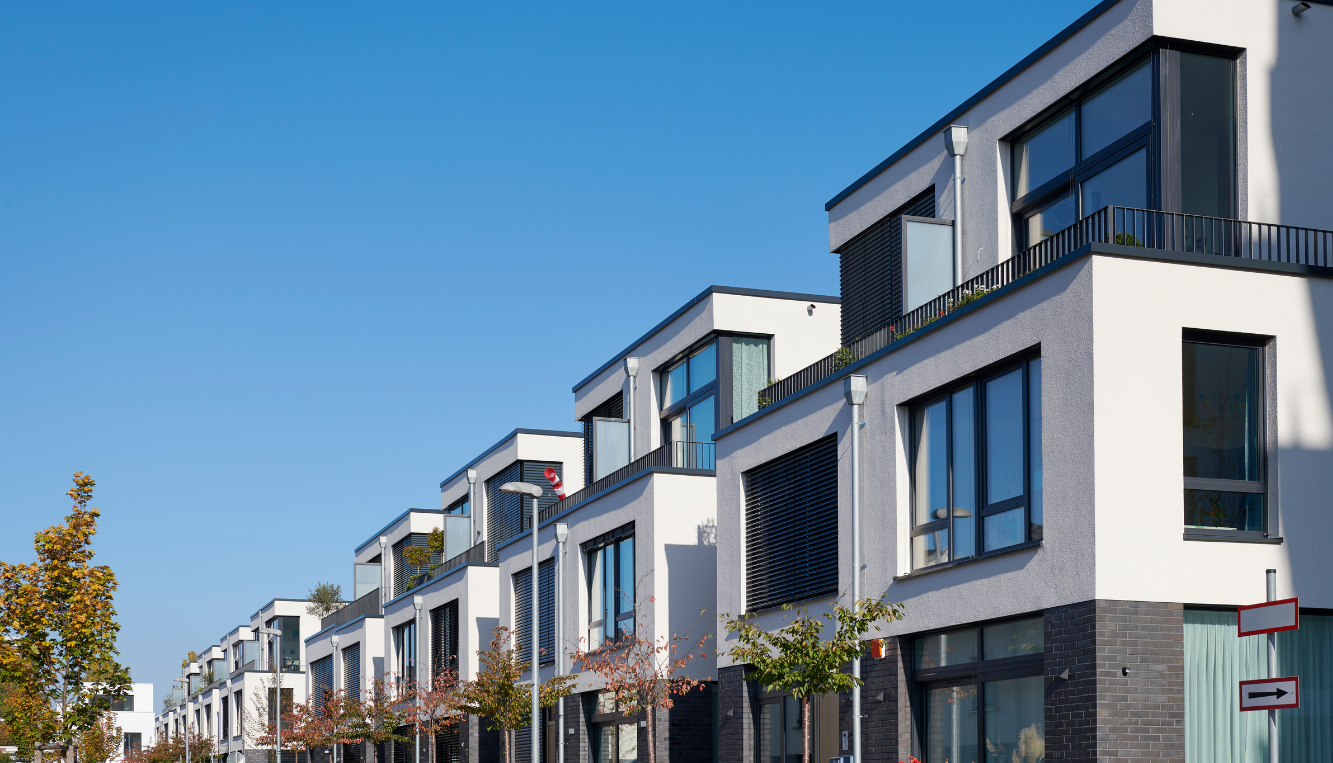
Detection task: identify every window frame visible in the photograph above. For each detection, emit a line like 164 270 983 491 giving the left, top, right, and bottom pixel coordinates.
583 523 635 650
908 354 1040 570
392 619 417 685
659 337 719 443
1181 329 1275 542
906 615 1046 763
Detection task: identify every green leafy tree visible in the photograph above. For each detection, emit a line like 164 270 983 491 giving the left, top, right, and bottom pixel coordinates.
721 596 904 763
0 473 131 760
76 710 121 763
306 583 346 618
456 626 575 763
401 529 446 590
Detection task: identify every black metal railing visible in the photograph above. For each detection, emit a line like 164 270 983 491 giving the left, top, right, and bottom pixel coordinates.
757 207 1333 411
537 441 715 524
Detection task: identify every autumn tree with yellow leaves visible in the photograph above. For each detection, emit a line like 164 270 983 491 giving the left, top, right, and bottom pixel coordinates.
0 473 132 760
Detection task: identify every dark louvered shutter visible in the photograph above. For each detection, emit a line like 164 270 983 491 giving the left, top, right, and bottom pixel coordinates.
485 462 523 561
838 188 936 345
435 728 460 763
745 434 839 611
430 600 459 680
343 644 361 702
392 533 438 597
582 394 624 485
310 656 333 714
512 558 556 666
520 462 563 530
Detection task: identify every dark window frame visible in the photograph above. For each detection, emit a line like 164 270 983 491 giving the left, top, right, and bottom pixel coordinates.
583 527 635 649
659 337 720 442
905 615 1046 763
1007 40 1241 252
908 353 1040 571
1181 328 1276 542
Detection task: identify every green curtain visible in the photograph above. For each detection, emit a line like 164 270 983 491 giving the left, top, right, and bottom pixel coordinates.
732 337 770 420
1185 610 1332 762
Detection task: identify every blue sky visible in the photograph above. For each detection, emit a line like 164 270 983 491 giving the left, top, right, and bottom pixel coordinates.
0 0 1094 704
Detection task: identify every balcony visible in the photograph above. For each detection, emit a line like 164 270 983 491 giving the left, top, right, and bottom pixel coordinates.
319 586 383 630
756 207 1333 411
538 440 715 524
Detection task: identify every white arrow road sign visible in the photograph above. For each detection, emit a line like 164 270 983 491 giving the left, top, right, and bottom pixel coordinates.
1238 597 1299 637
1239 677 1300 711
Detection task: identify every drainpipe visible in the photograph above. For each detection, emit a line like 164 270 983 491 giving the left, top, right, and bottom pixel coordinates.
379 536 389 607
467 469 480 544
843 374 868 763
944 125 969 286
625 357 640 461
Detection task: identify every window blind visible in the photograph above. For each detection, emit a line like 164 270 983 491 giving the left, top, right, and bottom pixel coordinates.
838 188 935 345
513 558 556 667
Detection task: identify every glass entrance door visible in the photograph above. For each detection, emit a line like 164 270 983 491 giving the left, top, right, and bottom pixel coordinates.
926 682 978 763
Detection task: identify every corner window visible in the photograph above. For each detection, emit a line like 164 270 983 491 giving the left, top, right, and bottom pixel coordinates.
731 336 771 421
912 617 1045 763
1182 334 1266 536
910 357 1042 570
586 532 634 649
660 339 718 463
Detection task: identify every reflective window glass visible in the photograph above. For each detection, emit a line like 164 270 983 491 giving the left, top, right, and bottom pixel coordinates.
1080 147 1147 216
1081 61 1152 159
902 218 955 313
951 388 976 560
983 676 1045 763
983 618 1044 660
915 629 979 669
1028 358 1043 540
912 529 949 570
1180 53 1234 217
913 400 949 527
984 507 1026 553
618 723 638 763
758 704 781 763
927 684 979 763
688 395 715 445
1182 342 1260 481
1014 110 1075 196
689 343 717 394
663 362 687 408
1024 193 1076 245
1184 490 1264 532
985 370 1025 503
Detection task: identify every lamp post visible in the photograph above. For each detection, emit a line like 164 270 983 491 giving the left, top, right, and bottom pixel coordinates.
500 481 546 763
258 627 283 763
843 374 867 763
171 675 192 763
554 523 569 763
331 634 340 763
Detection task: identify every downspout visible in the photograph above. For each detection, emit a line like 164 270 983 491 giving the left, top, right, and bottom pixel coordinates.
944 125 969 286
379 536 389 608
467 469 480 545
843 374 867 763
625 357 640 461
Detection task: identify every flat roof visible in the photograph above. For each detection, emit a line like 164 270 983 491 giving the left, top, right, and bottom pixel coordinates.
436 428 583 490
824 0 1121 212
572 285 839 393
353 507 446 554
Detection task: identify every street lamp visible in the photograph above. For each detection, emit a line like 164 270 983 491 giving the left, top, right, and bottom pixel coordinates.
172 664 199 763
500 481 545 763
330 635 340 763
843 374 867 763
413 595 423 763
257 627 283 763
553 523 569 763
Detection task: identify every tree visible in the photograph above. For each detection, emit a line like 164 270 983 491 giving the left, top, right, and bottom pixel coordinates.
124 729 214 763
180 652 199 671
455 626 576 763
345 675 410 763
306 583 346 618
400 529 446 590
410 672 463 763
76 710 121 763
244 676 301 763
0 473 132 760
571 603 709 763
721 595 905 763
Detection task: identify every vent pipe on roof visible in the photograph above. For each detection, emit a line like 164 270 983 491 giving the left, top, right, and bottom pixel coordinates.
944 125 969 286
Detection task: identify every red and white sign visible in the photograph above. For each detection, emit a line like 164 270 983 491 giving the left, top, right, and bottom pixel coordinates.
1239 677 1300 711
543 468 567 500
1238 598 1299 637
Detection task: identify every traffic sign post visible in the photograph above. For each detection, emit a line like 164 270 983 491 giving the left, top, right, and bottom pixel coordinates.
1239 677 1300 712
1238 598 1299 638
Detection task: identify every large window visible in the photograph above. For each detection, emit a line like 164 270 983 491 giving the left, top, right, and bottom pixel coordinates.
911 617 1045 763
756 692 838 763
265 616 301 672
1182 333 1267 538
662 340 717 445
1010 48 1236 250
585 529 634 650
910 357 1042 570
744 435 838 611
592 693 639 763
393 620 417 684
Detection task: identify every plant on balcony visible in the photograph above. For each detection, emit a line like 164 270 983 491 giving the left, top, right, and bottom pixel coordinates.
721 594 905 763
0 473 131 762
402 529 447 590
951 284 992 310
455 626 575 763
831 346 859 372
757 377 782 410
1114 231 1145 247
306 582 346 618
571 601 709 763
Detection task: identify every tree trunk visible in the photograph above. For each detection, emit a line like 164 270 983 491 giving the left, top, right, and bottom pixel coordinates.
802 695 810 763
499 725 508 763
645 707 655 763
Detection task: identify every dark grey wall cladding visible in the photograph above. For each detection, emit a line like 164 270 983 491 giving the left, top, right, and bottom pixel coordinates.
1045 600 1099 760
459 714 499 763
1094 600 1185 761
718 665 754 763
664 683 716 762
565 692 590 763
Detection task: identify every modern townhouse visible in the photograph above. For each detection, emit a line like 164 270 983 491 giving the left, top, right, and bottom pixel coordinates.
156 600 322 763
107 683 155 760
714 1 1333 762
491 286 840 763
302 429 584 763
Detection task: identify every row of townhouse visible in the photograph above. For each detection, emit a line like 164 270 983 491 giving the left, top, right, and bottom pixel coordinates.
157 0 1333 760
